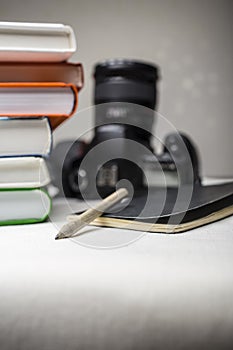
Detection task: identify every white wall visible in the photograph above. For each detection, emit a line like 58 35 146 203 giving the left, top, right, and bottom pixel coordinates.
2 0 233 177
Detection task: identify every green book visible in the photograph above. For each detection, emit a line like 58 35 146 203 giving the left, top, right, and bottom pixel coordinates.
0 188 51 226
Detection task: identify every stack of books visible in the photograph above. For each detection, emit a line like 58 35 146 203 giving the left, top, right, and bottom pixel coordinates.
0 21 84 225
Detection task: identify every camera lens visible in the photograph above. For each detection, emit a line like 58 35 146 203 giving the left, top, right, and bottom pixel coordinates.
94 59 159 134
94 59 159 109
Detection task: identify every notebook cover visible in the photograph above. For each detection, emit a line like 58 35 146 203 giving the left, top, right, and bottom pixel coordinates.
74 183 233 233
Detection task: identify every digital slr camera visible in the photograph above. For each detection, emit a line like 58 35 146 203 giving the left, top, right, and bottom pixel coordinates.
50 59 200 199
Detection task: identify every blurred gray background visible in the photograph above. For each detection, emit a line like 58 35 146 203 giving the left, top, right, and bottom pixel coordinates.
2 0 233 177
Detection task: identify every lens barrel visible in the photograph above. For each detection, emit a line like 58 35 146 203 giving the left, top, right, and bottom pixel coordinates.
94 59 159 110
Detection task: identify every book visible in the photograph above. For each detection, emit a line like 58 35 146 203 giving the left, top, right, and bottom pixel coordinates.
0 157 51 188
0 188 51 225
69 182 233 233
0 21 76 62
0 62 84 91
0 117 52 157
0 82 78 117
0 21 79 226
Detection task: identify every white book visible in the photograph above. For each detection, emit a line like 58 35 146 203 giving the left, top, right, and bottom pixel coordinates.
0 157 51 189
0 21 76 62
0 189 51 225
0 117 52 157
0 84 77 116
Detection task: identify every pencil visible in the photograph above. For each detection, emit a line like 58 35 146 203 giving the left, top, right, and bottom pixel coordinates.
55 188 129 240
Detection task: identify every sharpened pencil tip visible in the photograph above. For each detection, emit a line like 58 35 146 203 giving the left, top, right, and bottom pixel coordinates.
55 234 63 240
55 232 68 240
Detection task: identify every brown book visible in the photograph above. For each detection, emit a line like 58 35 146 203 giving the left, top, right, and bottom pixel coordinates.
0 62 84 91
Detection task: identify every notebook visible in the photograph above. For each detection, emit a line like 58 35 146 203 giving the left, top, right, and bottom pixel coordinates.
68 182 233 233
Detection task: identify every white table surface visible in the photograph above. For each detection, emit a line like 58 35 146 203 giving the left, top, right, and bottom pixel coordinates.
0 197 233 349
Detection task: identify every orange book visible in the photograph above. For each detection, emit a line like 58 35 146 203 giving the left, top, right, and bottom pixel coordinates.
0 82 78 129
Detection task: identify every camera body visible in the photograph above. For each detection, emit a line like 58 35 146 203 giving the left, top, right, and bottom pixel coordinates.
50 59 200 199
